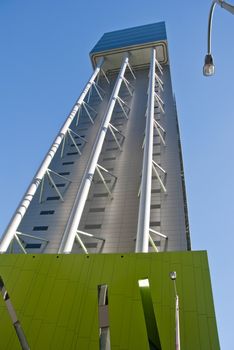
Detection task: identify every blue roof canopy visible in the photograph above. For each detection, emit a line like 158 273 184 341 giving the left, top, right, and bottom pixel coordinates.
90 22 167 54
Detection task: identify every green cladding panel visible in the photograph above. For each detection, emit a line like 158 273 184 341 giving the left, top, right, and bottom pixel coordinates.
0 251 219 349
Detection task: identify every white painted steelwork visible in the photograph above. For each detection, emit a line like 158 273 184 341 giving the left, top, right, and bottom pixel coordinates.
135 48 156 253
0 58 104 253
59 53 133 254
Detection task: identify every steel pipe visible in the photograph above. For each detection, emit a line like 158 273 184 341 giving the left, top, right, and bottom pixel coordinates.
0 58 104 253
59 53 130 254
135 48 156 252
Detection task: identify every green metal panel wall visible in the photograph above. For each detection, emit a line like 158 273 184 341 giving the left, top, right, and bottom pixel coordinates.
0 251 219 349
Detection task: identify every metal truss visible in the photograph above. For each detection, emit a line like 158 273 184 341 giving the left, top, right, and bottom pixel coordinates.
76 101 98 126
0 58 107 253
61 128 88 157
59 53 136 253
116 96 131 119
108 123 125 151
75 229 105 254
39 169 72 203
9 231 49 254
136 49 167 253
96 164 117 199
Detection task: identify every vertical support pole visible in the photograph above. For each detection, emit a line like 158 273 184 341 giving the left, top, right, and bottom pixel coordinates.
175 295 181 350
0 276 30 350
0 58 104 253
135 48 156 252
59 53 130 254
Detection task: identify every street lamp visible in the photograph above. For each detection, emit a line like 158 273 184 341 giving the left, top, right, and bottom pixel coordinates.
203 1 234 76
170 271 180 350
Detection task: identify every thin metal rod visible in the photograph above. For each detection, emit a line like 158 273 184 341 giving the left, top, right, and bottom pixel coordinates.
76 106 81 126
101 68 110 84
135 48 156 253
59 53 130 254
77 229 105 241
67 130 82 155
16 231 49 243
14 234 27 254
39 176 45 203
0 58 104 253
75 233 88 254
117 97 129 119
175 293 181 350
93 82 103 101
48 169 72 182
109 123 125 137
152 160 166 174
154 93 165 114
46 170 64 201
127 62 136 80
83 103 94 124
155 58 163 75
109 125 122 150
154 120 166 146
208 2 217 54
123 77 133 96
149 228 167 239
96 166 113 199
149 234 158 252
68 128 88 143
96 164 117 179
155 72 163 87
152 163 167 193
154 119 165 133
83 101 98 115
94 82 106 94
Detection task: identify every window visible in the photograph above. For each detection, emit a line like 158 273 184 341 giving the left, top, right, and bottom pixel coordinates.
54 183 66 188
106 147 118 151
58 172 70 176
67 152 78 156
25 243 42 249
89 208 105 213
97 179 111 184
33 226 48 231
84 224 102 230
151 189 160 194
40 210 55 215
62 161 74 165
47 196 60 201
150 204 161 209
71 143 82 147
93 193 108 198
103 157 116 161
150 221 160 227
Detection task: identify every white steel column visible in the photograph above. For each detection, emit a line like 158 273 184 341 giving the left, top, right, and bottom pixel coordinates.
0 58 104 253
135 48 156 252
59 53 130 254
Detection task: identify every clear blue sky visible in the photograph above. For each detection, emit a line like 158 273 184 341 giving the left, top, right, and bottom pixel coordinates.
0 1 233 348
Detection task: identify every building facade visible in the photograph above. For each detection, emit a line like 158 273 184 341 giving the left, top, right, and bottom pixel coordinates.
0 23 219 350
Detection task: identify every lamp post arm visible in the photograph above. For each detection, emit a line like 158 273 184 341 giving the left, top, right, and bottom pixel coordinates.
208 2 217 54
215 0 234 14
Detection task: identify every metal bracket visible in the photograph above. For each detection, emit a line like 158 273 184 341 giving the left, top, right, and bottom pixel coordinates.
152 160 167 193
39 169 71 203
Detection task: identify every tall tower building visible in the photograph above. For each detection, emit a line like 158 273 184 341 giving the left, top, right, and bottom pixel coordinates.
0 23 219 350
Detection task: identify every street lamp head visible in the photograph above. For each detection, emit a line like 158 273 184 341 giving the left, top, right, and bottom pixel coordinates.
170 271 177 280
203 53 215 76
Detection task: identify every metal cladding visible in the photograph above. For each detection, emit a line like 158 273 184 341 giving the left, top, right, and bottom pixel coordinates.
0 22 219 349
0 22 191 255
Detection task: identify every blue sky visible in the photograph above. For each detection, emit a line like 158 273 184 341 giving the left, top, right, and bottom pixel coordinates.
0 0 233 348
